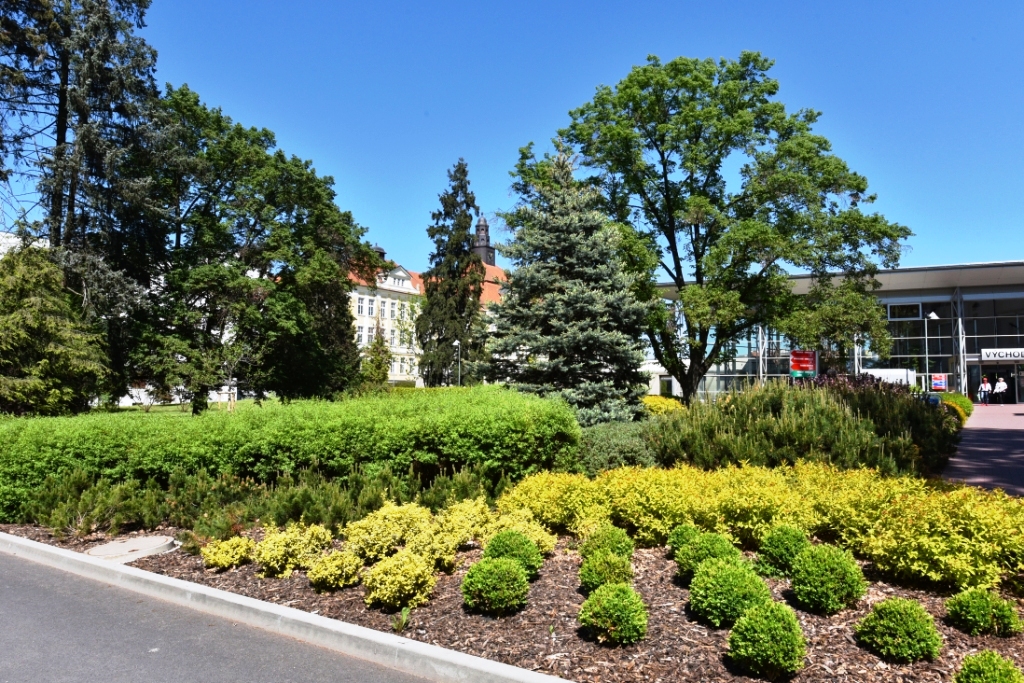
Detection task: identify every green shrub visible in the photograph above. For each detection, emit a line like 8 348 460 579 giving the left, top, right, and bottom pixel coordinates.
307 550 362 591
483 529 544 580
666 523 701 558
728 601 806 680
579 550 633 593
854 597 942 663
578 583 648 645
675 532 741 582
688 557 772 627
253 523 332 578
481 508 558 555
461 558 530 615
200 536 255 570
756 524 810 577
578 522 634 561
362 549 436 608
0 386 580 521
790 545 866 614
939 392 974 418
946 588 1023 636
955 651 1024 683
569 421 657 477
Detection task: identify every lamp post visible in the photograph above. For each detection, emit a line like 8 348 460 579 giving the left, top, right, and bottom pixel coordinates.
453 340 461 386
925 311 940 390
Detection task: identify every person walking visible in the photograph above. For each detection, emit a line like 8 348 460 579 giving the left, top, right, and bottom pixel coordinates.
994 376 1008 405
979 376 992 406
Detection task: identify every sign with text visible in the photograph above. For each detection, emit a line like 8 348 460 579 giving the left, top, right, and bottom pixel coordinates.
981 349 1024 362
931 374 947 391
790 350 818 378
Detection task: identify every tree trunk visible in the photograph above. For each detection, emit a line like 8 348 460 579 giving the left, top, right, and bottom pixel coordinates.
49 46 71 247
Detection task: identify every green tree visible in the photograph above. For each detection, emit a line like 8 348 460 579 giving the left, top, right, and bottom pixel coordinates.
415 159 484 387
0 246 106 414
359 316 392 392
486 154 649 425
560 53 910 401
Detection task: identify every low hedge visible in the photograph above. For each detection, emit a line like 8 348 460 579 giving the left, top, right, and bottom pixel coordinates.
0 386 580 521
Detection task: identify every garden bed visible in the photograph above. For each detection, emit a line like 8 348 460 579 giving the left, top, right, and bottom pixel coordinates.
4 523 1022 683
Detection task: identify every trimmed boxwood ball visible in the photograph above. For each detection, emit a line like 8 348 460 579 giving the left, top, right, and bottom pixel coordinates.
461 558 530 615
689 557 772 628
578 583 648 645
855 597 942 663
484 529 544 580
579 522 634 561
946 588 1023 637
675 532 741 583
666 523 701 558
790 544 866 614
955 650 1024 683
728 601 807 680
579 549 634 593
755 524 810 577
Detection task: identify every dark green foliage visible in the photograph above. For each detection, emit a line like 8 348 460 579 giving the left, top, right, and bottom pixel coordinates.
577 583 648 645
579 550 633 593
486 154 649 425
955 651 1024 683
945 588 1023 637
728 601 807 680
854 597 942 663
461 558 530 615
416 159 484 387
0 248 107 415
578 523 634 561
484 530 544 580
568 421 657 477
0 387 580 521
358 317 392 391
688 557 772 628
675 532 741 582
756 525 811 577
666 524 701 559
790 545 866 614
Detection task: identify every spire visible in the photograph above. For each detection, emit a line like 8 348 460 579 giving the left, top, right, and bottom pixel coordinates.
472 214 495 266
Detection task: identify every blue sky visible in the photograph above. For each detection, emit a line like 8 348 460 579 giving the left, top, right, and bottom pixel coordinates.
142 0 1024 275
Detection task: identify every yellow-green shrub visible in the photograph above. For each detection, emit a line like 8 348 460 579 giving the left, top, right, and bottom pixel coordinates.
253 523 332 577
362 549 436 608
405 525 461 572
944 400 968 427
200 535 255 570
437 497 492 547
481 508 557 555
642 395 685 416
307 550 362 591
497 471 606 533
343 501 433 562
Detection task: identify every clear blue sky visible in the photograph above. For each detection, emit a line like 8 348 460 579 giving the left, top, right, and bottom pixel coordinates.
141 0 1024 274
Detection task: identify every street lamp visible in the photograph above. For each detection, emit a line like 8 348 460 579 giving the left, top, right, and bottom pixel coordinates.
924 311 940 389
453 340 461 386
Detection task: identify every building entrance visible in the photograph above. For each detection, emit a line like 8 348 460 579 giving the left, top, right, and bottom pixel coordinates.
968 364 1023 404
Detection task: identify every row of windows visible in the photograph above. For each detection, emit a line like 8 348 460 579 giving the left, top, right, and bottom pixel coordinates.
356 297 408 321
355 326 414 348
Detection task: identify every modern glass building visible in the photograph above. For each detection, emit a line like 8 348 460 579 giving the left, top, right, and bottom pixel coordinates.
646 261 1024 403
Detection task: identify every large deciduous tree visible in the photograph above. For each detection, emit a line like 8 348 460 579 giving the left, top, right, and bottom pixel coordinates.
560 52 909 401
415 159 484 387
486 153 649 425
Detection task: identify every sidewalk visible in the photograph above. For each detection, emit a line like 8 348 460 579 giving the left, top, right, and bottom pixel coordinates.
944 403 1024 496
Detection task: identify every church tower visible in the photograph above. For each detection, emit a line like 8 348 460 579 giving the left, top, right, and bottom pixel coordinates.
472 215 496 266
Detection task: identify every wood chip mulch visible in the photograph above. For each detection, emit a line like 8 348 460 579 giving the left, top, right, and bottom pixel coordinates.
3 523 1023 682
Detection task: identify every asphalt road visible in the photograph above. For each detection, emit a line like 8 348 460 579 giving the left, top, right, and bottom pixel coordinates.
0 552 428 683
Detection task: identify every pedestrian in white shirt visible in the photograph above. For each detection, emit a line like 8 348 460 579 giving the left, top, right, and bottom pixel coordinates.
979 377 992 406
994 377 1008 405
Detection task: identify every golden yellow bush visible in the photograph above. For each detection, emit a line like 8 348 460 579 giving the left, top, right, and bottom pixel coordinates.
437 497 492 547
343 501 433 562
200 535 255 570
253 523 332 578
307 550 362 591
481 507 558 554
642 395 686 415
943 400 968 427
362 549 436 608
497 471 605 532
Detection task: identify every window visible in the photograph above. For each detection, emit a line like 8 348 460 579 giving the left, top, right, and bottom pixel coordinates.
400 303 407 320
390 302 396 319
400 358 406 374
391 359 397 373
659 376 674 397
390 329 396 346
367 327 374 343
368 298 375 317
888 303 921 321
356 326 363 345
357 297 364 316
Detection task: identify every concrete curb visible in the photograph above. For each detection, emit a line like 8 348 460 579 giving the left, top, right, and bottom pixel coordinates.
0 532 569 683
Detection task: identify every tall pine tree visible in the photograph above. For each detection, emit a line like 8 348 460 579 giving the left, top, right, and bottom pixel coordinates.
486 154 649 425
415 159 483 386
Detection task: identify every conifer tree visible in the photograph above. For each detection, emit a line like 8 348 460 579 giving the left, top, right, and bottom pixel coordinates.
415 159 484 386
359 316 392 391
486 154 649 425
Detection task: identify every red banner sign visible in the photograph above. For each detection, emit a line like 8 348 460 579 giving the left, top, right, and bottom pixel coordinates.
790 350 817 378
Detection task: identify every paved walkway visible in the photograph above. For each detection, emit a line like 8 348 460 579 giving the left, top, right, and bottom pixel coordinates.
0 552 427 683
944 403 1024 496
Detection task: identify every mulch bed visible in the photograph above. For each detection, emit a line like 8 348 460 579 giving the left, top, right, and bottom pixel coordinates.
3 523 1023 682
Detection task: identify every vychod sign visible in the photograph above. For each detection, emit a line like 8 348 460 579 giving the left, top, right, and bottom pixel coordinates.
981 349 1024 362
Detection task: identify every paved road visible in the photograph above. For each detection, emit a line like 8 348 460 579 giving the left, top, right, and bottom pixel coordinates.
0 552 427 683
945 403 1024 496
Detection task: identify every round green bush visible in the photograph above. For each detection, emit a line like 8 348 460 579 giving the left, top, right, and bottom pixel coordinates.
579 550 634 593
855 597 942 663
579 523 634 561
666 523 701 558
955 650 1024 683
578 583 648 645
483 529 544 580
755 524 810 577
675 532 741 582
790 545 866 614
728 601 807 680
946 588 1023 637
461 558 530 615
689 557 772 628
